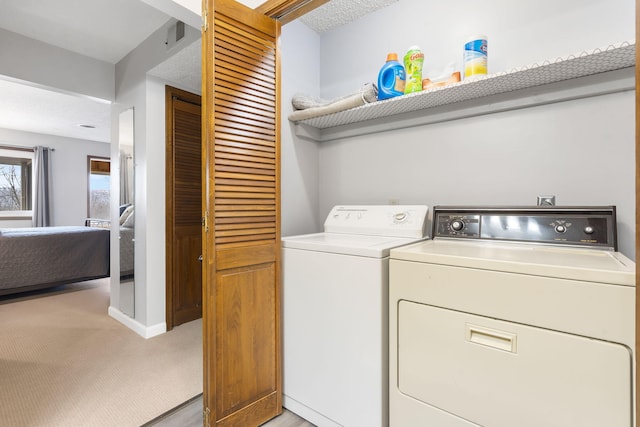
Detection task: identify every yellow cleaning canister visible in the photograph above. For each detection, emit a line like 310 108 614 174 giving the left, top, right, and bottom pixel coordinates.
463 35 487 79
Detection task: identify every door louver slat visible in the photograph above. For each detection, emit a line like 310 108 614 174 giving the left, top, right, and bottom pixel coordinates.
215 137 274 150
215 85 274 109
215 50 276 78
217 92 275 114
216 117 275 135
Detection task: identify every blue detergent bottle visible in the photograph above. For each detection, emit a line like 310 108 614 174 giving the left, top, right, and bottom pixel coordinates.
377 53 406 100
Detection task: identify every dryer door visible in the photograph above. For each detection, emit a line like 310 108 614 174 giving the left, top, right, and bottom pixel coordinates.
397 301 632 427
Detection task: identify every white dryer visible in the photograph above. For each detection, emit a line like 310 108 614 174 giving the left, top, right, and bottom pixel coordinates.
282 205 429 427
390 206 635 427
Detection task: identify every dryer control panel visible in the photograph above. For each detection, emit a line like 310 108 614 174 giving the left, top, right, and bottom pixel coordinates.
433 206 617 250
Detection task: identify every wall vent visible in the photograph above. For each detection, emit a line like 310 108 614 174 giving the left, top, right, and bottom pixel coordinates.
166 21 186 50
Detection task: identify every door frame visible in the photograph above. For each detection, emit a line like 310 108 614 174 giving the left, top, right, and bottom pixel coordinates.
635 0 639 419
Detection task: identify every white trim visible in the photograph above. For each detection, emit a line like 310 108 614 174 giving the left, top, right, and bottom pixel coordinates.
0 210 32 218
108 305 167 339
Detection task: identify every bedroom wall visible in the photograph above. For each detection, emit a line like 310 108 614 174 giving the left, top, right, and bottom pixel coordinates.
0 28 114 102
0 127 110 228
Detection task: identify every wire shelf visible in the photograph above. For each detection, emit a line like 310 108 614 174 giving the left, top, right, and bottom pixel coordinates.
292 41 635 136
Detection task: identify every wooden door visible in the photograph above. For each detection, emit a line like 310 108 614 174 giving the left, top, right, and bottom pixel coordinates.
635 0 639 421
166 86 203 330
201 0 282 425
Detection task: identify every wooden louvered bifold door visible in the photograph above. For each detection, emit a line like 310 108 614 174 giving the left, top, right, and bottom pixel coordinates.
166 88 202 329
202 0 281 425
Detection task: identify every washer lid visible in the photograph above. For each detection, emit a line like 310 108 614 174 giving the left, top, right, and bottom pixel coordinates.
282 232 425 258
390 239 635 286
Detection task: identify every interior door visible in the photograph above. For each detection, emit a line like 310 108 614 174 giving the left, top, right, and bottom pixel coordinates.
201 0 282 425
166 86 203 330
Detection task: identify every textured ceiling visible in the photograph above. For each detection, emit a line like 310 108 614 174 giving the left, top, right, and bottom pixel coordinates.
300 0 398 33
0 78 112 143
148 38 202 94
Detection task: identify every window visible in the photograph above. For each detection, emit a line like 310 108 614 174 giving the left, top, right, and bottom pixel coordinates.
88 156 110 220
0 148 33 217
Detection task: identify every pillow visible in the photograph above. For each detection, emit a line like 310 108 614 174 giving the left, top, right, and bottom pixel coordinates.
122 209 135 228
119 204 131 217
120 205 134 226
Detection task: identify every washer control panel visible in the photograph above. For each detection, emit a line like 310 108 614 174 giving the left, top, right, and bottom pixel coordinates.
324 205 429 238
433 206 617 250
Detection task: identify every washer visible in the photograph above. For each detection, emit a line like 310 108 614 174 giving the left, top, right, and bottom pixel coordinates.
390 206 635 427
282 205 429 427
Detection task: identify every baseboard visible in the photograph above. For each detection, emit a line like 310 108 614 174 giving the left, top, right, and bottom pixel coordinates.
108 306 167 339
283 395 340 427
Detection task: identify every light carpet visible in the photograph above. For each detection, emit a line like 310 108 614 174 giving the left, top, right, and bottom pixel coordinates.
0 278 202 427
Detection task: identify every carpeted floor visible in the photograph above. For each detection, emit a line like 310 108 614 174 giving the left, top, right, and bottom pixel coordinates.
0 278 202 427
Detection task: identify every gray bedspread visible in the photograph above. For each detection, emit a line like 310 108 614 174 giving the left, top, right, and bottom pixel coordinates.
0 226 110 295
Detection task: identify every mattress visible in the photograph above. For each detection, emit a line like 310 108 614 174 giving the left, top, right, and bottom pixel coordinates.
0 226 110 294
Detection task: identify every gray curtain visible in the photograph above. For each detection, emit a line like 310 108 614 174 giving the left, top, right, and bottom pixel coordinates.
33 146 52 227
119 150 132 205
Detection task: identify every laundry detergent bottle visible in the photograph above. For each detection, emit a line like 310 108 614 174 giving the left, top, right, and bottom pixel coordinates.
404 46 424 94
377 53 406 100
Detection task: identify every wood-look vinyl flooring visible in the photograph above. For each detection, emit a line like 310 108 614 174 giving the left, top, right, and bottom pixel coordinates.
146 394 315 427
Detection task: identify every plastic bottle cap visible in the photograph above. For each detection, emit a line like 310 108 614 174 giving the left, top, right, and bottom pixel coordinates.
386 53 398 62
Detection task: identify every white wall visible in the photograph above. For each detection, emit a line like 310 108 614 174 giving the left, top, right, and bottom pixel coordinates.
288 0 636 258
110 18 202 335
281 21 322 236
144 76 170 328
318 0 634 99
0 128 110 227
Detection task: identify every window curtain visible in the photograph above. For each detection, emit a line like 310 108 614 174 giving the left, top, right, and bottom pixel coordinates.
33 146 52 227
119 150 132 206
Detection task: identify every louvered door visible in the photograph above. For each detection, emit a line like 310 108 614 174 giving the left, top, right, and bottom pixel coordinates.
201 0 281 425
166 86 202 330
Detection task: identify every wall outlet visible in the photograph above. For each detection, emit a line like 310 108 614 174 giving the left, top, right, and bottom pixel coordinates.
389 199 400 205
537 195 556 206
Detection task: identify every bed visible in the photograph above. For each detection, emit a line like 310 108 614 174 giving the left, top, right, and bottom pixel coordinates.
84 204 133 279
119 206 134 279
0 226 110 296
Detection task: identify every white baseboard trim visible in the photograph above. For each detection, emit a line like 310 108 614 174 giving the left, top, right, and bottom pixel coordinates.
108 306 167 339
283 395 340 427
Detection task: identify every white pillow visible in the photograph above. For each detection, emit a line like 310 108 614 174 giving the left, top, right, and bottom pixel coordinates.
120 205 134 226
122 209 135 228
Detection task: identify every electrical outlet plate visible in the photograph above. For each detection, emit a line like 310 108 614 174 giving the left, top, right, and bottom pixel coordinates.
537 195 556 206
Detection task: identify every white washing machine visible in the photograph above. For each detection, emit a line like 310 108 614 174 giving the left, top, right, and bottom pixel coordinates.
390 206 636 427
282 205 429 427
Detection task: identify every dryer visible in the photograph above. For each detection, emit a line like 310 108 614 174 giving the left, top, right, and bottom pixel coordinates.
282 205 429 427
389 206 635 427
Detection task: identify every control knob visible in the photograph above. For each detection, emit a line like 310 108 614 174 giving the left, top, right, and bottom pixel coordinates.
450 219 464 232
584 226 594 234
555 224 567 234
394 212 407 222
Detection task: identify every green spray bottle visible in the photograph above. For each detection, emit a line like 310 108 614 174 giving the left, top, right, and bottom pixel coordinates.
404 46 424 94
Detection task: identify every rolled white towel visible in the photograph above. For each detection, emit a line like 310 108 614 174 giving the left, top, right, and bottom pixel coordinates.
289 83 378 122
